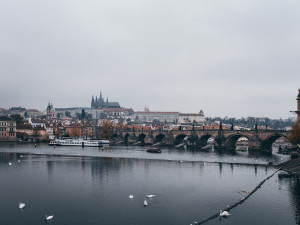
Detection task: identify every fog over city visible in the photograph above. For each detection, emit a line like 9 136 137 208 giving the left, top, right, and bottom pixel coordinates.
0 0 299 118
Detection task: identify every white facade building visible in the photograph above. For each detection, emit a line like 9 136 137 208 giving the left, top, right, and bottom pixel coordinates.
134 111 180 123
178 110 205 124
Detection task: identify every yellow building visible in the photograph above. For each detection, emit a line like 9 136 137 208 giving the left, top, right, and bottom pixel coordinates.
0 116 17 141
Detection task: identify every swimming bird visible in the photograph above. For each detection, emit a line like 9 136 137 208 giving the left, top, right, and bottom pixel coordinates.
129 194 133 199
19 202 25 209
45 215 54 220
219 210 230 217
144 200 148 206
146 194 155 198
8 162 12 166
18 160 21 163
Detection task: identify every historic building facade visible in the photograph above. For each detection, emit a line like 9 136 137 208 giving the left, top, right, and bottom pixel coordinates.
0 116 17 141
178 110 205 124
134 111 180 124
91 92 120 109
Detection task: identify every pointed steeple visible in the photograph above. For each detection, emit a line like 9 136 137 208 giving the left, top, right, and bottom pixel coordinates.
95 96 98 108
91 95 95 108
199 109 204 116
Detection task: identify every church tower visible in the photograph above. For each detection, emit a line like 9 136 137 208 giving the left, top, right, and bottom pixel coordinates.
99 92 104 108
91 95 95 108
46 102 55 120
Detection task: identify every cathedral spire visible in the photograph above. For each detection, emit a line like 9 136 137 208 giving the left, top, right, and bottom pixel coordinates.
91 95 95 108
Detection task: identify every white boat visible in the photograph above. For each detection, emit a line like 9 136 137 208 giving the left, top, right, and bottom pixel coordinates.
49 138 109 147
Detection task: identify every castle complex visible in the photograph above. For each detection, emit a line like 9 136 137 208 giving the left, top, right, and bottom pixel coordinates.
91 92 120 109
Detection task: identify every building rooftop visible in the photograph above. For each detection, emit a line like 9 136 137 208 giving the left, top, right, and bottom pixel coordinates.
179 113 204 116
17 124 33 129
0 116 16 121
10 107 26 111
101 108 134 112
135 111 180 114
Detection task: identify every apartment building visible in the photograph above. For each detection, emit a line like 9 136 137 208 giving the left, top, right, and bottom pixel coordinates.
0 116 17 141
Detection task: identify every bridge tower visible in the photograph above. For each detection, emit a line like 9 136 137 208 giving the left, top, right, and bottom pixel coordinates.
297 88 300 122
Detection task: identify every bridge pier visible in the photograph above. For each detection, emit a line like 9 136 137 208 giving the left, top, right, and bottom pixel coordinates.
214 124 227 150
247 134 262 151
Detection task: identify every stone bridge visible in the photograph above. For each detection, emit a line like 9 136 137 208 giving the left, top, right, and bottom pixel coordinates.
112 128 290 152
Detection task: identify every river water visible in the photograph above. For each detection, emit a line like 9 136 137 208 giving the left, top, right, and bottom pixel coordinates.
0 143 299 225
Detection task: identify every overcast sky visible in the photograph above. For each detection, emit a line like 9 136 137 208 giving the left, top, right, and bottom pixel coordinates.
0 0 299 119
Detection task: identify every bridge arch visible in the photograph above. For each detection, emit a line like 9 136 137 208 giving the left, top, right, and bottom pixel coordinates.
261 133 285 152
174 134 187 145
199 134 212 147
187 135 199 144
225 134 250 150
154 133 165 143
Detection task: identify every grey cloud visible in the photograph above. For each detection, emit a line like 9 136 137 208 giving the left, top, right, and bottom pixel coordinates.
0 0 299 119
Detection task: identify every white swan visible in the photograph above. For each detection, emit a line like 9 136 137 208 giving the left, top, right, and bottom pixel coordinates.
18 160 21 163
8 162 12 166
146 194 155 198
219 210 230 217
19 202 25 209
129 194 133 199
144 200 148 206
45 215 54 220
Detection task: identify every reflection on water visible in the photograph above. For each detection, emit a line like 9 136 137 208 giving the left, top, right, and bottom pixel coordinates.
0 150 298 225
278 173 300 224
